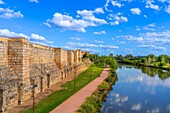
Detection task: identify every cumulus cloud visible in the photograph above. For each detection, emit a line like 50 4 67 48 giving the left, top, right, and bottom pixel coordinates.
0 0 5 4
111 0 123 8
0 29 28 38
0 29 53 45
145 1 160 10
77 8 107 25
110 21 119 25
165 5 170 13
29 0 39 3
45 8 107 32
131 103 142 111
0 8 23 19
109 13 128 25
105 0 113 12
130 8 141 15
93 30 106 35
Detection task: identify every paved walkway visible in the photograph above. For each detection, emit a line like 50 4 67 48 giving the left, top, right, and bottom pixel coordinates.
50 68 109 113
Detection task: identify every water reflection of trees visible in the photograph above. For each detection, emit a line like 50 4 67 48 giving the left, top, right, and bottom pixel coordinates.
138 66 170 80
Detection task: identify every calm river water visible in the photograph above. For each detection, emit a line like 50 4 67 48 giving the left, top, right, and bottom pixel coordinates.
101 65 170 113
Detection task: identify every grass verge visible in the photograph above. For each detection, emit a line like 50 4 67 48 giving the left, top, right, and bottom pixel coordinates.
23 64 103 113
76 69 118 113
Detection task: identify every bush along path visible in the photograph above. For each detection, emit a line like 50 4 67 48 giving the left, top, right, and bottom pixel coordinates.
23 64 103 113
76 68 118 113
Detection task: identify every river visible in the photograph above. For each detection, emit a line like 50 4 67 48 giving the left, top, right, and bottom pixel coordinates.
101 65 170 113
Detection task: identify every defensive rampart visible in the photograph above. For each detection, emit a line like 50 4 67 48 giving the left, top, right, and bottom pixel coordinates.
0 37 89 112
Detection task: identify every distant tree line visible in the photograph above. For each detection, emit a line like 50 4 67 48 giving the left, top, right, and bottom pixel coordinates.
82 53 118 70
115 54 170 70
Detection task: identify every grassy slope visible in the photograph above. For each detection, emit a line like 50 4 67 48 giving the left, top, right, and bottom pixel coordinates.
23 64 103 113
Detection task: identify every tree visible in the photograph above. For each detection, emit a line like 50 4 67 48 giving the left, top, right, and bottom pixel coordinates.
82 53 89 59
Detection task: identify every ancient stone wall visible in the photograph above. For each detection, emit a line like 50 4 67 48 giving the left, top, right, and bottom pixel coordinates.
29 43 55 64
74 50 79 65
0 36 89 112
67 50 74 67
0 37 8 66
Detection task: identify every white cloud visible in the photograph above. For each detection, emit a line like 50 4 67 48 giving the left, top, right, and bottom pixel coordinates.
0 29 28 38
136 28 140 31
105 0 113 12
138 44 155 48
66 42 98 48
119 41 126 44
116 30 170 51
147 23 156 27
111 93 129 103
70 37 82 41
31 34 46 41
110 21 119 25
0 8 23 19
111 1 123 8
45 8 107 32
167 104 170 112
94 40 104 43
165 5 170 13
99 44 119 49
93 30 106 35
130 8 141 15
43 22 51 28
109 13 128 25
66 42 119 50
146 108 160 113
143 23 156 31
29 0 39 3
77 8 107 25
144 15 147 18
131 103 142 111
145 1 160 10
0 0 5 4
0 29 53 44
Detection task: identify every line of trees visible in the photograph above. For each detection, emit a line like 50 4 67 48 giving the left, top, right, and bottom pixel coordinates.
85 53 118 70
115 54 170 70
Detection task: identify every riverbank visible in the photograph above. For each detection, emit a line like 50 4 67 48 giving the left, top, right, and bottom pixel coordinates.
118 60 170 71
22 64 103 113
76 69 118 113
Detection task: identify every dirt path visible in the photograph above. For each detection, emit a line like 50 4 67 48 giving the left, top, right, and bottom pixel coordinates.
50 68 109 113
8 66 89 113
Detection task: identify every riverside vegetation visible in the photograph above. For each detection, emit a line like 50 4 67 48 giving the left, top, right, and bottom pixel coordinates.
116 54 170 70
77 54 118 113
77 69 118 113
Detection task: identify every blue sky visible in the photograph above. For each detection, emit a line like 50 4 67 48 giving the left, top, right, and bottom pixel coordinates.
0 0 170 56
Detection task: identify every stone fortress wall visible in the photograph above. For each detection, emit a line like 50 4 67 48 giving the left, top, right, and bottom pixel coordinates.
0 36 89 112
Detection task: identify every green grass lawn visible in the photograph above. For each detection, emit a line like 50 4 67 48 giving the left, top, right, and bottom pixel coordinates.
23 64 103 113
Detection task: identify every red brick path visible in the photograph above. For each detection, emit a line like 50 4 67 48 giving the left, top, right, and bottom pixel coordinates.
50 68 109 113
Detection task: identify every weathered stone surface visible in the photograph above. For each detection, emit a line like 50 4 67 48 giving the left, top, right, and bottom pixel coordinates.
0 36 90 112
